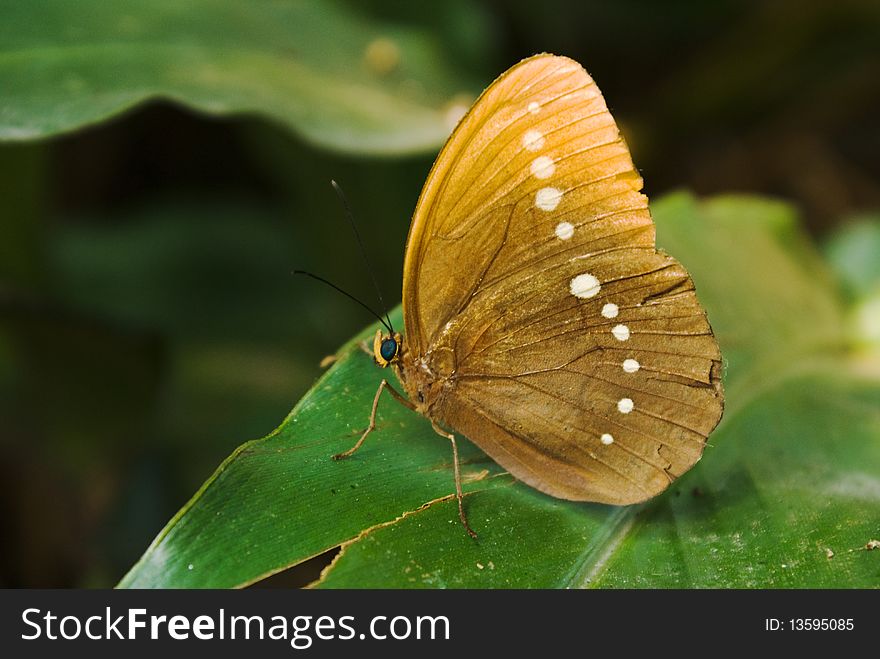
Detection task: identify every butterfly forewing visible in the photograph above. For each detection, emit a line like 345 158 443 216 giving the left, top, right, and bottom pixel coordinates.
402 54 723 505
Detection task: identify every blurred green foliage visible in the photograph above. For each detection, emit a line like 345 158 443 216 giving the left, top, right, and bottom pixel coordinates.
0 0 878 587
825 215 880 353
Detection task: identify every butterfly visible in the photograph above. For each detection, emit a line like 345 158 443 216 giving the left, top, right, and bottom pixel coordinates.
334 53 724 537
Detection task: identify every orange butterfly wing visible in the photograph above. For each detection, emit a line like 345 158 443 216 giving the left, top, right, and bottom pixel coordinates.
402 54 723 505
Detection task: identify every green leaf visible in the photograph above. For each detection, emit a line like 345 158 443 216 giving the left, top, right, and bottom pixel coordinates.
119 192 880 588
0 0 480 154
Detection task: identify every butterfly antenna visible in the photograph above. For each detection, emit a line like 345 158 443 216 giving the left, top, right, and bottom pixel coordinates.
330 180 395 333
292 270 393 334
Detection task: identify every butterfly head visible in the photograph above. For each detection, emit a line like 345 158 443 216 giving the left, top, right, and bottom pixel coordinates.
372 329 402 368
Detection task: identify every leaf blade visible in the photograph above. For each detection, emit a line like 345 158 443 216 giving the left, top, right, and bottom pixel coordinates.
0 0 478 154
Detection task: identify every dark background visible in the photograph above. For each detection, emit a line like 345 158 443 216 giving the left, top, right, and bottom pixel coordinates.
1 0 878 587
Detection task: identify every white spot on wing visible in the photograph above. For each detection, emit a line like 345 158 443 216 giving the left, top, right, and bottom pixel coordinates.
555 221 574 240
601 303 618 318
530 156 555 179
617 398 634 414
611 324 630 341
527 101 540 114
522 129 545 151
570 273 601 298
535 187 562 211
600 433 614 445
622 359 640 373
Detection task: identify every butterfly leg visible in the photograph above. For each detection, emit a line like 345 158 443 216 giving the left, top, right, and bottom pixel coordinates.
430 421 478 540
333 379 414 460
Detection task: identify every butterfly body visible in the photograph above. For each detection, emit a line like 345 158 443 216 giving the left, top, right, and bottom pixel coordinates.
372 329 452 416
353 53 723 527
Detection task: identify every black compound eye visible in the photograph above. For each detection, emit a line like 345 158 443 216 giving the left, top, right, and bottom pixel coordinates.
379 338 398 362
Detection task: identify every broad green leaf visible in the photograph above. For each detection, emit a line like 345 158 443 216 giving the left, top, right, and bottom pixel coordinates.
0 0 480 154
119 193 880 588
119 307 510 589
